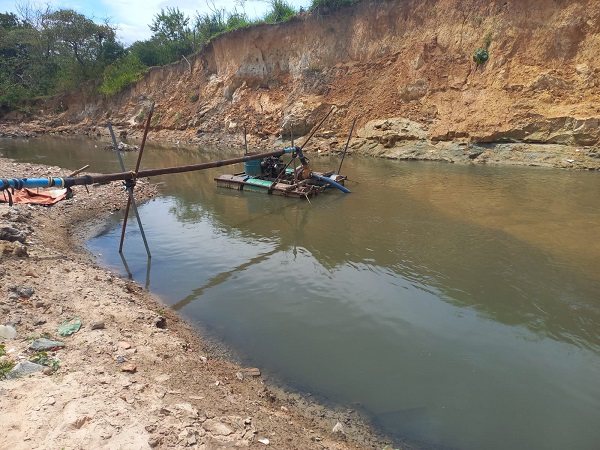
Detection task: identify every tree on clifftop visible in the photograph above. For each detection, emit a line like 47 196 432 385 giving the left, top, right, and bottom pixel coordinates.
40 9 124 86
143 7 194 66
0 11 47 108
150 7 190 42
0 6 125 109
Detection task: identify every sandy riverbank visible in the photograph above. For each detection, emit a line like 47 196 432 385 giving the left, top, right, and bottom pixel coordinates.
0 157 385 450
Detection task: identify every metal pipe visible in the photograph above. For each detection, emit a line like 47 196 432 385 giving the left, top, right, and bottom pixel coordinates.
1 149 289 191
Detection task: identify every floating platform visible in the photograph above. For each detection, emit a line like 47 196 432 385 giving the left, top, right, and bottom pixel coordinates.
215 170 348 199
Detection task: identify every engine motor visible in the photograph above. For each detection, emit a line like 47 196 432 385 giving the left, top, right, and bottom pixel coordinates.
260 156 286 179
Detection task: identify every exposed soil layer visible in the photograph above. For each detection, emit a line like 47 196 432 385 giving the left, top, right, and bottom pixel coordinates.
2 0 600 170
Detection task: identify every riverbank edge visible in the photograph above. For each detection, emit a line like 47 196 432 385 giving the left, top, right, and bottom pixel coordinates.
0 156 389 449
2 123 600 171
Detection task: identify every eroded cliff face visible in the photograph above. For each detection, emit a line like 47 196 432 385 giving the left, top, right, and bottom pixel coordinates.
8 0 600 165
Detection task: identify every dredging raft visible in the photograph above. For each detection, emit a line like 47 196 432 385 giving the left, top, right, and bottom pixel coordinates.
214 146 350 198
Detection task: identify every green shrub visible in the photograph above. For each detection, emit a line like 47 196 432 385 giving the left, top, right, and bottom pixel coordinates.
473 48 489 65
0 346 14 379
264 1 296 23
226 12 250 31
136 107 148 123
29 351 60 372
0 360 14 379
473 34 491 66
311 0 359 10
484 33 492 49
0 83 27 109
99 54 147 96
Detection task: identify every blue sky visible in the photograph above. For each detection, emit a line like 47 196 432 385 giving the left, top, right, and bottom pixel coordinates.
0 0 313 44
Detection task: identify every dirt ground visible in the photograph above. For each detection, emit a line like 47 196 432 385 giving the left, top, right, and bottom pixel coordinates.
0 157 386 450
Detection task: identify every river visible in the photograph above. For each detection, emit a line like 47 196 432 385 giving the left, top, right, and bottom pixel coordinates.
2 135 600 450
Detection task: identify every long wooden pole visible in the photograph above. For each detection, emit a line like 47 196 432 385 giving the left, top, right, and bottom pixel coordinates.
337 117 356 174
117 102 155 255
299 106 334 151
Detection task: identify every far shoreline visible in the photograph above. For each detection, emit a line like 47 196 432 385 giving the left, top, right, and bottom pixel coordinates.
2 123 600 172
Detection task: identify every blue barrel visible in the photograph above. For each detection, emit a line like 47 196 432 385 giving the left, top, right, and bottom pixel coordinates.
244 158 262 176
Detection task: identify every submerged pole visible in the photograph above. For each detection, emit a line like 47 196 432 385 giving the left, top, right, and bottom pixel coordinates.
107 122 151 258
116 102 155 256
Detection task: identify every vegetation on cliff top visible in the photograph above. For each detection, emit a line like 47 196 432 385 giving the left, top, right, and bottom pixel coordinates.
0 0 359 110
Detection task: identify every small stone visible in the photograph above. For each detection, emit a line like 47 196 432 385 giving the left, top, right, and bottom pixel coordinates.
154 374 170 383
332 422 344 433
14 286 34 298
0 325 17 339
202 419 234 436
155 316 167 329
187 434 197 445
244 368 261 377
159 407 173 416
29 338 64 351
120 363 137 373
258 438 270 445
236 372 244 380
42 367 54 376
7 360 45 379
118 341 132 350
91 321 105 330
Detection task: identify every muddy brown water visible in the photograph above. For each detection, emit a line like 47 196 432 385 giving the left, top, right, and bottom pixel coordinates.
2 136 600 450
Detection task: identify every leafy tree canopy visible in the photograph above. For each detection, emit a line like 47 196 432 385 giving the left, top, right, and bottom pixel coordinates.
150 7 190 42
0 0 364 108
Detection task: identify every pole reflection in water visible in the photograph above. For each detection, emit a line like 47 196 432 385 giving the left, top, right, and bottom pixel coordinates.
119 252 152 291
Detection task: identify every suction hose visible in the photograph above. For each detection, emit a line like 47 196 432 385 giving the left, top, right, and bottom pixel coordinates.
310 173 351 193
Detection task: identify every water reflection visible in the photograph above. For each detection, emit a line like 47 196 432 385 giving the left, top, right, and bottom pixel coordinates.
3 136 600 450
